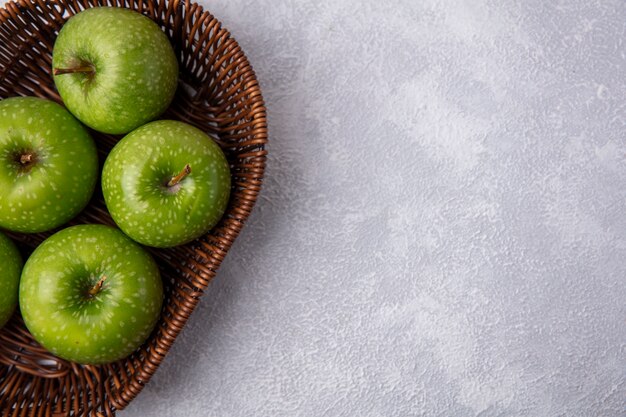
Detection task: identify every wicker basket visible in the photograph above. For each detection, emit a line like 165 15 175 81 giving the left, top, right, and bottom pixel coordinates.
0 0 267 415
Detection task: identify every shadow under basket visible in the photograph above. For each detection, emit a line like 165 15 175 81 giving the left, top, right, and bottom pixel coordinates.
0 0 267 415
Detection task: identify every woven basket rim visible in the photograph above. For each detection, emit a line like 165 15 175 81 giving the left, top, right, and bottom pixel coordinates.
0 0 268 415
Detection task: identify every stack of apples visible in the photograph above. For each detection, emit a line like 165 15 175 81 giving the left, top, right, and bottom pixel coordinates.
0 7 231 365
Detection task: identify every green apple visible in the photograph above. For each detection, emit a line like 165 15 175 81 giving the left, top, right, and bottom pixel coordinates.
0 97 98 233
102 120 231 248
19 225 163 365
0 232 22 328
52 7 179 135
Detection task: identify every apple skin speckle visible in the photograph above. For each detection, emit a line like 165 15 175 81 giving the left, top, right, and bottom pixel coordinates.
19 225 163 365
102 120 231 248
52 7 179 135
0 97 98 233
0 232 22 328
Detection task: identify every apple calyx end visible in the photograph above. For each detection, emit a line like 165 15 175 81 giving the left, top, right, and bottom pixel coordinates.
167 164 192 188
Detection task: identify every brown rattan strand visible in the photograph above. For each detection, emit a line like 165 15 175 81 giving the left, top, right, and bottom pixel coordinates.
0 0 268 415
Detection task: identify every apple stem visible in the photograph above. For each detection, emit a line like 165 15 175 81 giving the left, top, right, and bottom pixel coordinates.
88 275 107 297
53 65 95 76
167 164 192 187
16 151 38 173
20 154 32 164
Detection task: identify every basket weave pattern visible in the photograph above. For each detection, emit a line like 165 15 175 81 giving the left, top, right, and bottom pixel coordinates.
0 0 267 415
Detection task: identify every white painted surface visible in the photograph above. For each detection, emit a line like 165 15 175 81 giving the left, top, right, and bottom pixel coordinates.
4 0 626 415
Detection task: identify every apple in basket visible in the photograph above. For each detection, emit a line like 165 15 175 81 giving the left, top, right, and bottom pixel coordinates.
19 225 163 364
102 120 231 248
52 7 179 134
0 97 98 233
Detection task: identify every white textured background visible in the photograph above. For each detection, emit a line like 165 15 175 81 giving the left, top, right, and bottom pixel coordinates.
135 0 626 415
6 0 626 415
